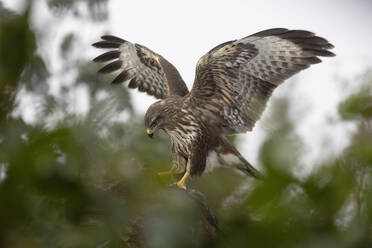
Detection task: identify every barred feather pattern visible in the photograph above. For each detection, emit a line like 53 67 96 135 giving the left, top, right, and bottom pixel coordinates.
93 36 188 99
190 28 335 134
146 99 202 173
169 123 204 174
167 110 201 156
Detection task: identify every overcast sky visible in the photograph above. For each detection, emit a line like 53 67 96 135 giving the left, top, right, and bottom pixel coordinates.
4 0 372 174
106 0 372 112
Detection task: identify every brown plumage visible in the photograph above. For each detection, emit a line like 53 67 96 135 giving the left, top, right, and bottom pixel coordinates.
92 28 335 189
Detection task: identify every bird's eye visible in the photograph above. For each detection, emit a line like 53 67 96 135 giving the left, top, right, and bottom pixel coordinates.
151 118 158 128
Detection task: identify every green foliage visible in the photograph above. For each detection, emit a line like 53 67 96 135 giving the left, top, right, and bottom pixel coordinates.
1 1 372 247
0 6 35 123
0 2 15 22
0 8 35 84
339 71 372 120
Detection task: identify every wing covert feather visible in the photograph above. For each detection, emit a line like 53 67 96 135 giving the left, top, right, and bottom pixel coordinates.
189 28 335 134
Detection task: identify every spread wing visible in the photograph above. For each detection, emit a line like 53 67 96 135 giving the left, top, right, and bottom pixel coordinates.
189 28 335 135
92 35 189 99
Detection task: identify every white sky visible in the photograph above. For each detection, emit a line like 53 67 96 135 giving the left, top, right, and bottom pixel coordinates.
4 0 372 175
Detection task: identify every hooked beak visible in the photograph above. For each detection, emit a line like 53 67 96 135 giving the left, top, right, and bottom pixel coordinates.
146 128 154 138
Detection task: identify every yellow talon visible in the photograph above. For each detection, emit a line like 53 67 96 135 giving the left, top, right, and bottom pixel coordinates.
175 181 187 190
172 171 189 190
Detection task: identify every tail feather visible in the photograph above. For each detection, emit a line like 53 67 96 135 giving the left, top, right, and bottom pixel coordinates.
238 156 263 179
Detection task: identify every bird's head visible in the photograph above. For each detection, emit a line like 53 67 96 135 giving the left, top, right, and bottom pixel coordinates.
144 100 166 138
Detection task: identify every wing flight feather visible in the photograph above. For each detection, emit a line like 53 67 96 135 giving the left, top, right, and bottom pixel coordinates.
93 35 189 99
189 28 335 134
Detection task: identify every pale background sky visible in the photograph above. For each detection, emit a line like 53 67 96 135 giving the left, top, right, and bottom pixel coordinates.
4 0 372 175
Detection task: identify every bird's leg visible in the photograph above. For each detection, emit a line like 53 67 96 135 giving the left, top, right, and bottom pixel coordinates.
173 171 189 190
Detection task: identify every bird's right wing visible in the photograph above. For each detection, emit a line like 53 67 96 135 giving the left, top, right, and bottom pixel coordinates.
93 35 189 99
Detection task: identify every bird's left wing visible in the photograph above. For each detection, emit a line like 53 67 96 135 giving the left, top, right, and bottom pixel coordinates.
93 35 189 99
189 28 335 135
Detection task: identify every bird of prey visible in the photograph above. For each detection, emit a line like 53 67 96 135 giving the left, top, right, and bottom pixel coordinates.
92 28 334 189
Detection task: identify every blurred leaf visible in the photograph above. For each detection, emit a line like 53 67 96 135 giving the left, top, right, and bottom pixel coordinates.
0 8 35 85
0 7 36 124
21 55 50 93
339 92 372 120
47 0 108 21
47 0 74 12
339 72 372 120
60 33 75 60
87 0 108 21
0 2 15 22
76 63 133 114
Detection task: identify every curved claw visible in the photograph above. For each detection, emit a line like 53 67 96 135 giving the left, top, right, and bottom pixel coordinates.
171 171 189 190
171 180 187 190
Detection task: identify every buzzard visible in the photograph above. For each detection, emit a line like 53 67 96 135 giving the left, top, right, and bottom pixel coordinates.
93 28 334 189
